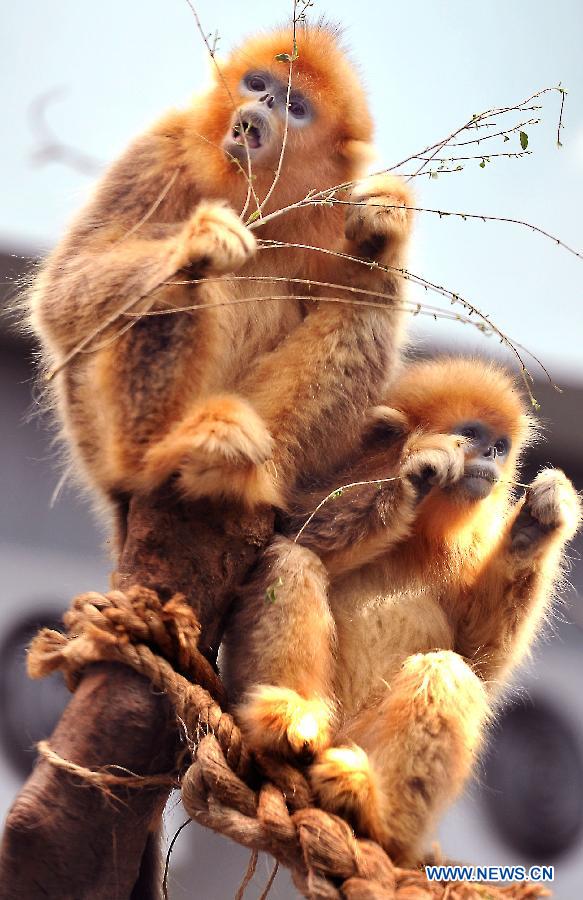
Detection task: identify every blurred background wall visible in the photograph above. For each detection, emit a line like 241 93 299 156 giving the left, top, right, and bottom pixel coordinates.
1 2 582 897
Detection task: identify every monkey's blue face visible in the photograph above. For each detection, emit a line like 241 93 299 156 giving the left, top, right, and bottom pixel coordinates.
451 420 511 500
223 70 314 164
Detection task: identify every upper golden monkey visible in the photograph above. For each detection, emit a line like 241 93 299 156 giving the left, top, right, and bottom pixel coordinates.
28 23 413 528
223 356 582 866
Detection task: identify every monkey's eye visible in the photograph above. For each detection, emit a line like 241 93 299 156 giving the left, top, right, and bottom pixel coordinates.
459 426 478 441
494 438 509 456
246 74 267 92
288 99 308 118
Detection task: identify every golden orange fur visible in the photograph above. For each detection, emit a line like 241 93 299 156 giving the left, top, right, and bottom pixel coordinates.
28 22 413 530
223 356 582 865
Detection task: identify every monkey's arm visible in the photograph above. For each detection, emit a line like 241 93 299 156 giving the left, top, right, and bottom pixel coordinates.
283 429 465 577
456 469 581 689
232 175 414 504
29 131 255 359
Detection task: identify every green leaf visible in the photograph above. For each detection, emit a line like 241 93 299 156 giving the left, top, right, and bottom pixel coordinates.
275 52 291 62
519 130 529 150
247 210 261 223
503 134 510 142
330 489 344 499
479 159 486 168
265 576 284 603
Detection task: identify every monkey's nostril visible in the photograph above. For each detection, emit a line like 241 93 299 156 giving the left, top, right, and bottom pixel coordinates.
267 95 275 109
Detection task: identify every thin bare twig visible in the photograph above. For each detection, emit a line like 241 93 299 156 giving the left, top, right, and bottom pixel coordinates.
162 817 192 900
45 284 163 382
254 0 309 217
414 150 531 163
556 87 567 147
293 475 404 543
319 200 583 262
293 474 530 544
115 279 557 402
248 86 567 232
450 117 540 148
115 170 180 245
257 238 554 408
154 273 523 338
118 292 491 330
398 86 563 180
183 0 260 219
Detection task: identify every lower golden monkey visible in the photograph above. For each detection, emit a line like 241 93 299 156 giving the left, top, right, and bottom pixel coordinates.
28 22 413 526
223 357 582 865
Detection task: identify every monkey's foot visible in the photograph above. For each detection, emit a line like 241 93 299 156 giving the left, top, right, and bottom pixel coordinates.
141 395 281 507
345 174 414 262
310 744 384 839
179 201 256 275
238 686 333 762
511 468 582 551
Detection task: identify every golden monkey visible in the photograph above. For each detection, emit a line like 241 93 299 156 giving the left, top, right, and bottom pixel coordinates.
223 357 582 865
28 23 413 529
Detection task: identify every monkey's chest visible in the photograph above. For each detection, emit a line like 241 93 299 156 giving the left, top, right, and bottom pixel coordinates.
330 573 454 718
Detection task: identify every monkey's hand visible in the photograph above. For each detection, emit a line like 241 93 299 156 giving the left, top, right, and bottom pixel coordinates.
140 394 281 507
180 202 256 275
401 433 466 498
511 468 582 553
237 686 333 762
344 174 414 262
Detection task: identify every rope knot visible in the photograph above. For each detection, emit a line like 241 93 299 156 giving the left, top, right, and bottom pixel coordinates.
27 586 203 691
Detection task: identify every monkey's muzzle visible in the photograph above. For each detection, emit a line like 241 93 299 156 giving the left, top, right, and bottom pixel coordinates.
224 108 272 160
460 465 499 500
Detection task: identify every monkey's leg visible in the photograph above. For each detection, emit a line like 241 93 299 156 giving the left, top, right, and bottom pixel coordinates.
138 392 280 507
456 468 582 688
310 650 490 866
222 537 336 760
40 204 261 497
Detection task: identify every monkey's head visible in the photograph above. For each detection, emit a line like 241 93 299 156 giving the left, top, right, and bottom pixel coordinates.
195 22 373 197
388 357 535 505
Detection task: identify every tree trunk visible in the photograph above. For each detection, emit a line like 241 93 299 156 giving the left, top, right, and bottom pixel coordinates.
0 487 274 899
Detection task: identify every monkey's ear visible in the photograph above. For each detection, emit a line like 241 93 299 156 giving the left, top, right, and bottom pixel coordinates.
363 406 409 443
339 139 376 168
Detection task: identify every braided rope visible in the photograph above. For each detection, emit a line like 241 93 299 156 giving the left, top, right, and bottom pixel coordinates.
28 587 551 900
